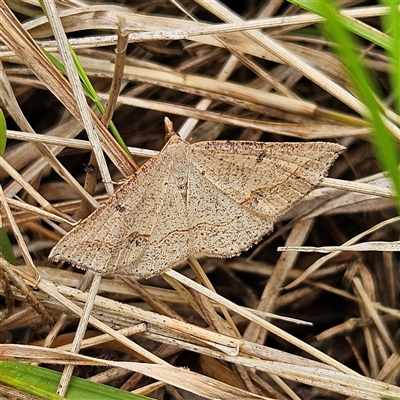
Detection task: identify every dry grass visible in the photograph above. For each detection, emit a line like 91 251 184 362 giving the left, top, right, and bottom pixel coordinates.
0 1 399 399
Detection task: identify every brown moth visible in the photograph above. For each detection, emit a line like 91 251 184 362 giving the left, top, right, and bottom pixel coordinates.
49 122 344 278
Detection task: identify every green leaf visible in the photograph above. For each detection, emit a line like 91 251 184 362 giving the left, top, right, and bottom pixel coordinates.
0 361 153 400
0 108 7 156
0 228 15 265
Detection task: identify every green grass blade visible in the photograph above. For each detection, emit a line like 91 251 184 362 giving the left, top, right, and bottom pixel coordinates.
0 361 153 400
289 0 400 210
289 0 394 51
0 110 16 264
0 108 7 156
68 46 131 155
0 227 15 265
381 0 400 116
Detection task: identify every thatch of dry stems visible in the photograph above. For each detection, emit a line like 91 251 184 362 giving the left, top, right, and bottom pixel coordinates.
0 1 399 399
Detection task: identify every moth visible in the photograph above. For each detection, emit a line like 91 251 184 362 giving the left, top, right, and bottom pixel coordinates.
49 120 344 278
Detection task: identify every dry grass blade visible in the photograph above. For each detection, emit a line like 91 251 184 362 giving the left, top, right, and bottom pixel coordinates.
0 1 136 176
43 0 114 198
0 57 99 208
0 345 270 399
0 156 56 213
165 269 358 376
6 129 158 157
32 273 170 366
196 0 367 115
286 216 400 289
0 259 53 326
280 241 400 253
1 344 400 399
244 219 315 344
